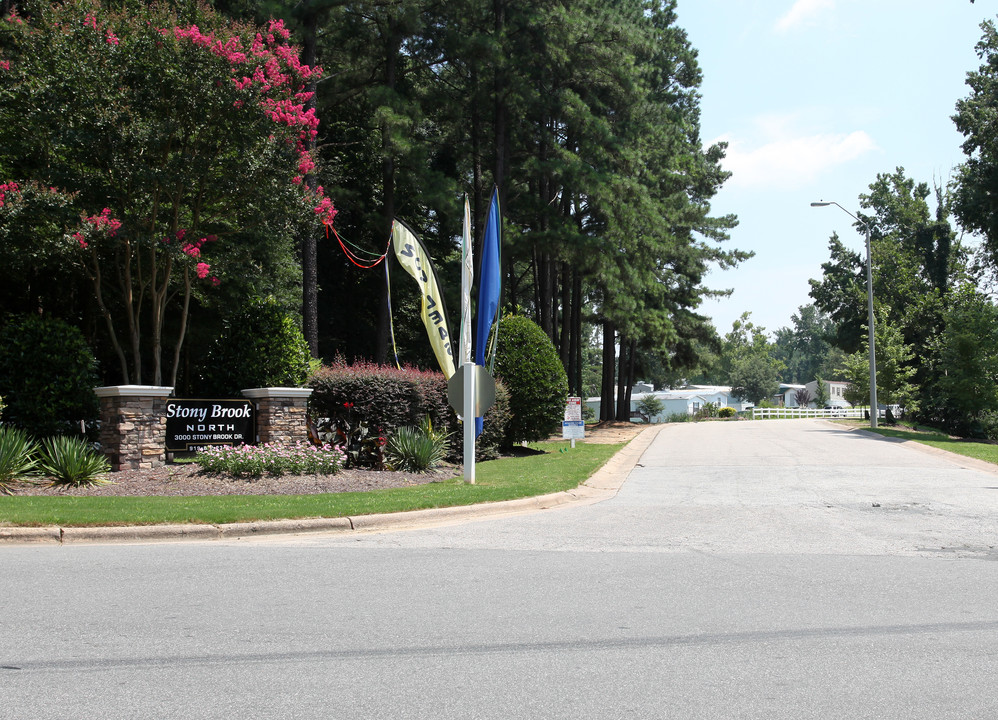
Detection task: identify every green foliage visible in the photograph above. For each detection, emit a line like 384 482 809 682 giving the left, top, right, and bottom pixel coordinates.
195 442 344 478
0 425 40 492
308 358 509 464
719 314 783 405
664 412 694 423
385 417 450 473
772 304 841 384
0 0 323 385
840 315 918 411
37 435 110 487
475 379 511 462
635 395 664 423
953 19 998 267
494 316 569 446
717 406 736 419
922 283 998 437
695 401 718 420
0 315 99 438
814 377 831 407
197 297 310 396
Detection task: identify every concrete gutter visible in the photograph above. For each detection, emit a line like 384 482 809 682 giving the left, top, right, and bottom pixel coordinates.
0 425 662 546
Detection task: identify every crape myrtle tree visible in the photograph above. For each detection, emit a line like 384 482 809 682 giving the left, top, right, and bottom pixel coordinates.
0 0 336 386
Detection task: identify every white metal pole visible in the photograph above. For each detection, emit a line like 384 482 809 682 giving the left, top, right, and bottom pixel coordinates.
463 364 476 484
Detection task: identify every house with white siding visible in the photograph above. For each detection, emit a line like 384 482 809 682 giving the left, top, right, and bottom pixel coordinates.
585 384 754 423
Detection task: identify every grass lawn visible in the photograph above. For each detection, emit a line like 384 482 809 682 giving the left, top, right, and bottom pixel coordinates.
837 419 998 465
0 440 623 528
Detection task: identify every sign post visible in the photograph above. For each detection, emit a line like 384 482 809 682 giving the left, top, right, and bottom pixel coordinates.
562 396 584 448
448 365 497 483
463 361 475 483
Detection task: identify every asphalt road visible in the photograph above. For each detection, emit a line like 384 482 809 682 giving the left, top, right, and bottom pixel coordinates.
3 420 998 719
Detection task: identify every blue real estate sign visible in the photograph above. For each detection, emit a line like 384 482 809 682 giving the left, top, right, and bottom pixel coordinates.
165 398 255 453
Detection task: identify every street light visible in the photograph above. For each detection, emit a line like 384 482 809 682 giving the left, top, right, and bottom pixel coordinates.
810 200 878 429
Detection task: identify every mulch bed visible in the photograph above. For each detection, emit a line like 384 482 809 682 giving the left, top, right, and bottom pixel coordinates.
4 462 459 497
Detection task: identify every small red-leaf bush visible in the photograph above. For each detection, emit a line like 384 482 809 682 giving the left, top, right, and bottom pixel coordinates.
308 358 510 464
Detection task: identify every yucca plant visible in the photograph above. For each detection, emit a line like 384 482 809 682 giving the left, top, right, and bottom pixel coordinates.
38 435 110 487
385 419 450 473
0 425 40 493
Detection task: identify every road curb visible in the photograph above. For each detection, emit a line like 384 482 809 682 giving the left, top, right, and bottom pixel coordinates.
0 426 661 546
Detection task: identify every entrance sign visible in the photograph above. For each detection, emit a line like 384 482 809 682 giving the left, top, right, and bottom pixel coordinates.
564 396 582 422
165 398 255 453
563 397 585 447
562 420 585 440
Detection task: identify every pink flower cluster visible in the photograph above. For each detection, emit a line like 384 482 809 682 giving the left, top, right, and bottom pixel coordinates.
174 233 219 285
84 208 122 236
5 10 23 25
168 17 334 225
0 181 19 208
313 188 337 226
0 60 9 72
82 12 118 46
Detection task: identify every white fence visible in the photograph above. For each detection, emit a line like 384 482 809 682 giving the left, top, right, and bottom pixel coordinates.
751 407 884 420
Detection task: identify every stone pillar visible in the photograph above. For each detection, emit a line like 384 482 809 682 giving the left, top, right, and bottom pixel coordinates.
94 385 174 471
241 387 313 446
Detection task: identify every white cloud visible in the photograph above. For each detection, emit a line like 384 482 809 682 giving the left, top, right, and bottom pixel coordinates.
774 0 835 34
715 129 878 189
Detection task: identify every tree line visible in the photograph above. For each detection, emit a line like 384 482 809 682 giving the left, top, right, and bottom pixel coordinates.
0 0 746 423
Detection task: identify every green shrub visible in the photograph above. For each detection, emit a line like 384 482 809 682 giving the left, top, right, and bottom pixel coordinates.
0 425 40 492
308 359 511 464
493 315 568 446
38 435 110 487
197 297 310 396
665 412 693 423
474 379 511 461
0 315 99 438
717 406 736 418
385 417 450 473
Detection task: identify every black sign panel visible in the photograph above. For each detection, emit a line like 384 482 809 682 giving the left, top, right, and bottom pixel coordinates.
165 398 255 453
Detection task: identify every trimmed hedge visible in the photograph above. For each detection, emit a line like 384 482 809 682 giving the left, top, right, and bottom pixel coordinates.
494 315 568 446
308 358 510 463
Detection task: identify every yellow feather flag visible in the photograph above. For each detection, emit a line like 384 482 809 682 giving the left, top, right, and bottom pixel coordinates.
391 219 457 379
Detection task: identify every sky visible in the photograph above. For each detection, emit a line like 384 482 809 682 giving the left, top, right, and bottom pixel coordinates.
675 0 995 337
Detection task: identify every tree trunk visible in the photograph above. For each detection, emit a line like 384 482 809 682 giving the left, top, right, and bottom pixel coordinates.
600 319 615 422
300 2 320 358
616 338 630 421
570 269 582 395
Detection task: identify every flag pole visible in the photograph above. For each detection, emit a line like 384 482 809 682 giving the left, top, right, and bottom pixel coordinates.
461 197 476 484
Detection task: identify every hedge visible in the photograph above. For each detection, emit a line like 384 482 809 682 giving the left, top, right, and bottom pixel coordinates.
308 358 510 463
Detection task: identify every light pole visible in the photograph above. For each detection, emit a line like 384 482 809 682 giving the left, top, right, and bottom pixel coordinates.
810 200 878 429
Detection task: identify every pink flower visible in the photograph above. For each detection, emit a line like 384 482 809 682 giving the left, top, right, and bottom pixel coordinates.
211 276 220 287
73 232 87 248
196 262 210 279
0 60 9 71
106 31 119 46
182 243 200 258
